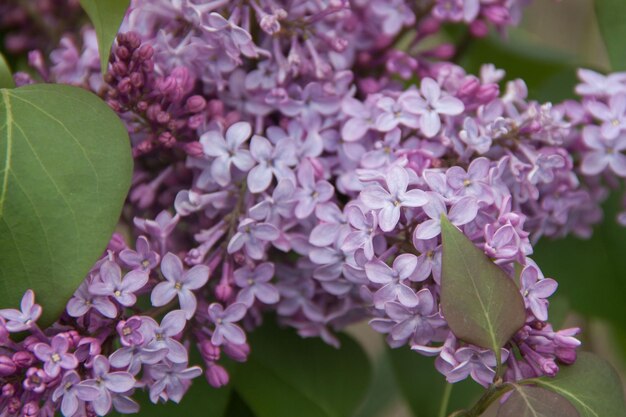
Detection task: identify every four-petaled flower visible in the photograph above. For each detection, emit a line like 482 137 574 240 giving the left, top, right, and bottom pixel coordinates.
234 263 280 307
208 302 248 346
247 135 297 193
0 290 42 332
151 252 210 319
200 121 256 186
402 77 464 137
34 335 79 378
83 355 136 416
52 371 99 417
520 263 558 321
147 362 202 404
90 261 149 307
361 166 428 232
365 254 419 308
580 125 626 177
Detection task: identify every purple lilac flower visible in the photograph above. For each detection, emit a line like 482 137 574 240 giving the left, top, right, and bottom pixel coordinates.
148 361 202 404
52 371 99 417
520 263 558 321
402 78 464 137
580 126 626 177
142 310 189 364
200 121 255 186
89 260 149 307
34 335 78 378
151 252 210 319
227 218 280 260
365 254 419 308
67 279 117 318
341 205 378 260
293 161 334 219
119 236 160 271
0 290 42 332
208 302 248 346
360 166 428 232
84 355 136 415
234 263 280 307
247 134 297 193
413 193 478 240
585 93 626 139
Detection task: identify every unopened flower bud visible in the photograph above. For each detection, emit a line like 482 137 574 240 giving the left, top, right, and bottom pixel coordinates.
205 364 229 388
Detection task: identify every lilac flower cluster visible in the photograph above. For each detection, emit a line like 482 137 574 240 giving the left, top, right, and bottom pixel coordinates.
8 0 626 415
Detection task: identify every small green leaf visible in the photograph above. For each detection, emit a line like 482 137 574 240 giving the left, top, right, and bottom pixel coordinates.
440 217 526 356
387 346 482 417
497 385 579 417
0 84 132 325
231 322 371 417
529 352 626 417
79 0 130 73
0 53 14 89
595 0 626 70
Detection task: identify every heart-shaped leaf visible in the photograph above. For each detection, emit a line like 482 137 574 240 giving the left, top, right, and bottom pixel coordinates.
0 53 13 89
231 322 371 417
595 0 626 70
497 385 579 417
0 84 132 325
440 217 526 359
79 0 130 73
529 352 626 417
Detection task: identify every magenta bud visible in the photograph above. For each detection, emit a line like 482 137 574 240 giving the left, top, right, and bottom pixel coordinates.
2 383 15 397
22 402 40 417
458 77 480 97
23 336 40 351
555 348 577 365
186 95 207 113
116 45 130 60
469 20 489 38
113 61 128 76
427 43 455 60
107 233 127 252
215 283 233 302
136 101 148 112
417 17 441 37
12 351 34 368
205 365 229 388
138 44 154 60
207 99 224 116
118 77 132 94
184 141 205 158
7 397 20 414
188 114 205 130
222 342 250 363
199 341 220 362
130 72 144 88
0 356 16 376
158 132 176 147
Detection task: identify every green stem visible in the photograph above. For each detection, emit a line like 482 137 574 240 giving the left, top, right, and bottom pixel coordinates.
448 383 513 417
438 383 453 417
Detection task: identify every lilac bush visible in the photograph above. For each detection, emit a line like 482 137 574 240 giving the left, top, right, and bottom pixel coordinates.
1 0 626 416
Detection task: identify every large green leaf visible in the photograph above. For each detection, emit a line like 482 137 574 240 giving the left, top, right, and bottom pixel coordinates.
529 352 626 417
231 322 371 417
497 385 579 417
0 53 13 89
0 84 132 324
533 194 626 324
440 217 526 358
79 0 130 73
595 0 626 71
387 346 482 417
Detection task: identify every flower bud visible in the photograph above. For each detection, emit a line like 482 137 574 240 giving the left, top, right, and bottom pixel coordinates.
205 364 229 388
222 342 250 363
0 356 16 376
12 351 34 368
186 96 207 113
2 383 15 397
22 401 40 417
199 341 220 362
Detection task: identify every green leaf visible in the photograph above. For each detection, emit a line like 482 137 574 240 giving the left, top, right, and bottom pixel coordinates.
0 84 132 325
231 322 371 417
497 385 579 417
79 0 130 73
440 216 526 358
0 53 13 89
595 0 626 71
533 193 626 325
529 352 626 417
353 349 400 417
387 346 482 417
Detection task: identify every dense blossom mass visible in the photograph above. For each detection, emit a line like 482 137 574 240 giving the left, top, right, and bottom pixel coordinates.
2 0 625 415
